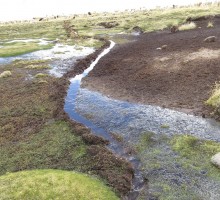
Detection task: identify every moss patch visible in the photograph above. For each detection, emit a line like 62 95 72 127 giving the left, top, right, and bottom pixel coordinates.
0 169 119 200
171 135 220 179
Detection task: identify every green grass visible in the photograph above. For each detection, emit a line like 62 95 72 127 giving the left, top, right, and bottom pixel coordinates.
206 83 220 108
0 169 119 200
171 135 220 179
0 42 54 57
0 121 88 175
0 4 220 47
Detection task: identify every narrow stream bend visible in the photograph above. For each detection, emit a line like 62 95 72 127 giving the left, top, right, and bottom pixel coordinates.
64 41 144 199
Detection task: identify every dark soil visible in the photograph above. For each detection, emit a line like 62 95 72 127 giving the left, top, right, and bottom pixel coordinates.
82 17 220 117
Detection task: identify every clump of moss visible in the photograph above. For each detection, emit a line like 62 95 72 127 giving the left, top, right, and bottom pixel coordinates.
171 135 220 179
206 83 220 108
0 70 12 78
135 132 155 152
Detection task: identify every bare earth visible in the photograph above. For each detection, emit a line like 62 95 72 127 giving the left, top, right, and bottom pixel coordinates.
82 18 220 117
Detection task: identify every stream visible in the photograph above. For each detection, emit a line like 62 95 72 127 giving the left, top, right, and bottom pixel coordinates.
64 41 145 199
65 40 220 199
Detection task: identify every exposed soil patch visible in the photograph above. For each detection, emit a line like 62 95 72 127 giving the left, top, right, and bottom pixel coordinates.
82 17 220 116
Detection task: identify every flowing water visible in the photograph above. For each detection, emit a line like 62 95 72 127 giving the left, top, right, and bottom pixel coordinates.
64 41 145 199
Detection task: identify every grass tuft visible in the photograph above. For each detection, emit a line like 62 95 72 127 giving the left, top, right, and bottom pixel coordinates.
34 73 49 78
207 21 214 28
0 71 12 78
179 22 197 31
206 83 220 108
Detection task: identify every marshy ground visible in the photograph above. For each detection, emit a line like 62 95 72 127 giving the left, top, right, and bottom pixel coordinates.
1 3 220 200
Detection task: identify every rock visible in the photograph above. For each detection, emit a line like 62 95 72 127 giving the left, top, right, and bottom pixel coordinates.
161 45 168 49
170 25 179 33
211 152 220 168
204 36 217 42
132 26 143 34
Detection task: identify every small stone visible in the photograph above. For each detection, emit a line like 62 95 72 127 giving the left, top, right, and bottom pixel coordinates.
156 47 162 50
211 152 220 168
161 45 168 49
204 36 217 42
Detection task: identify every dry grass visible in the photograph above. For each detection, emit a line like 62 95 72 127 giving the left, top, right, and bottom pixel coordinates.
0 71 12 78
207 21 214 28
179 22 197 31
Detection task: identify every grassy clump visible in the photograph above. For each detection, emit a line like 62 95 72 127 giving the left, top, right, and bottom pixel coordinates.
207 21 214 28
12 59 49 66
0 169 119 200
0 42 53 57
135 132 156 152
0 71 11 78
25 64 51 69
178 22 197 31
34 73 48 78
206 83 220 108
171 135 220 179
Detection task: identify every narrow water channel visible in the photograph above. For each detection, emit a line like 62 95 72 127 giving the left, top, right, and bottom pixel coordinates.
64 41 145 199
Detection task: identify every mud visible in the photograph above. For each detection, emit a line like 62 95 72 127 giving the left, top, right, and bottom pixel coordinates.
82 17 220 117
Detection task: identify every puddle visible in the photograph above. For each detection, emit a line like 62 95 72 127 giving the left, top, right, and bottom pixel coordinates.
0 39 94 77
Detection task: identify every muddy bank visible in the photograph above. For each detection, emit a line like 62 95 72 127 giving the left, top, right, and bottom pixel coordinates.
52 39 134 197
82 17 220 117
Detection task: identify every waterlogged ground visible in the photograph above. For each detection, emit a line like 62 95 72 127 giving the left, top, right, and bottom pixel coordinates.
0 39 94 77
75 88 220 199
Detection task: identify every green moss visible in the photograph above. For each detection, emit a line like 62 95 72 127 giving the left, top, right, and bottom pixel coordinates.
206 83 220 108
171 135 220 179
135 132 155 152
0 169 119 200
